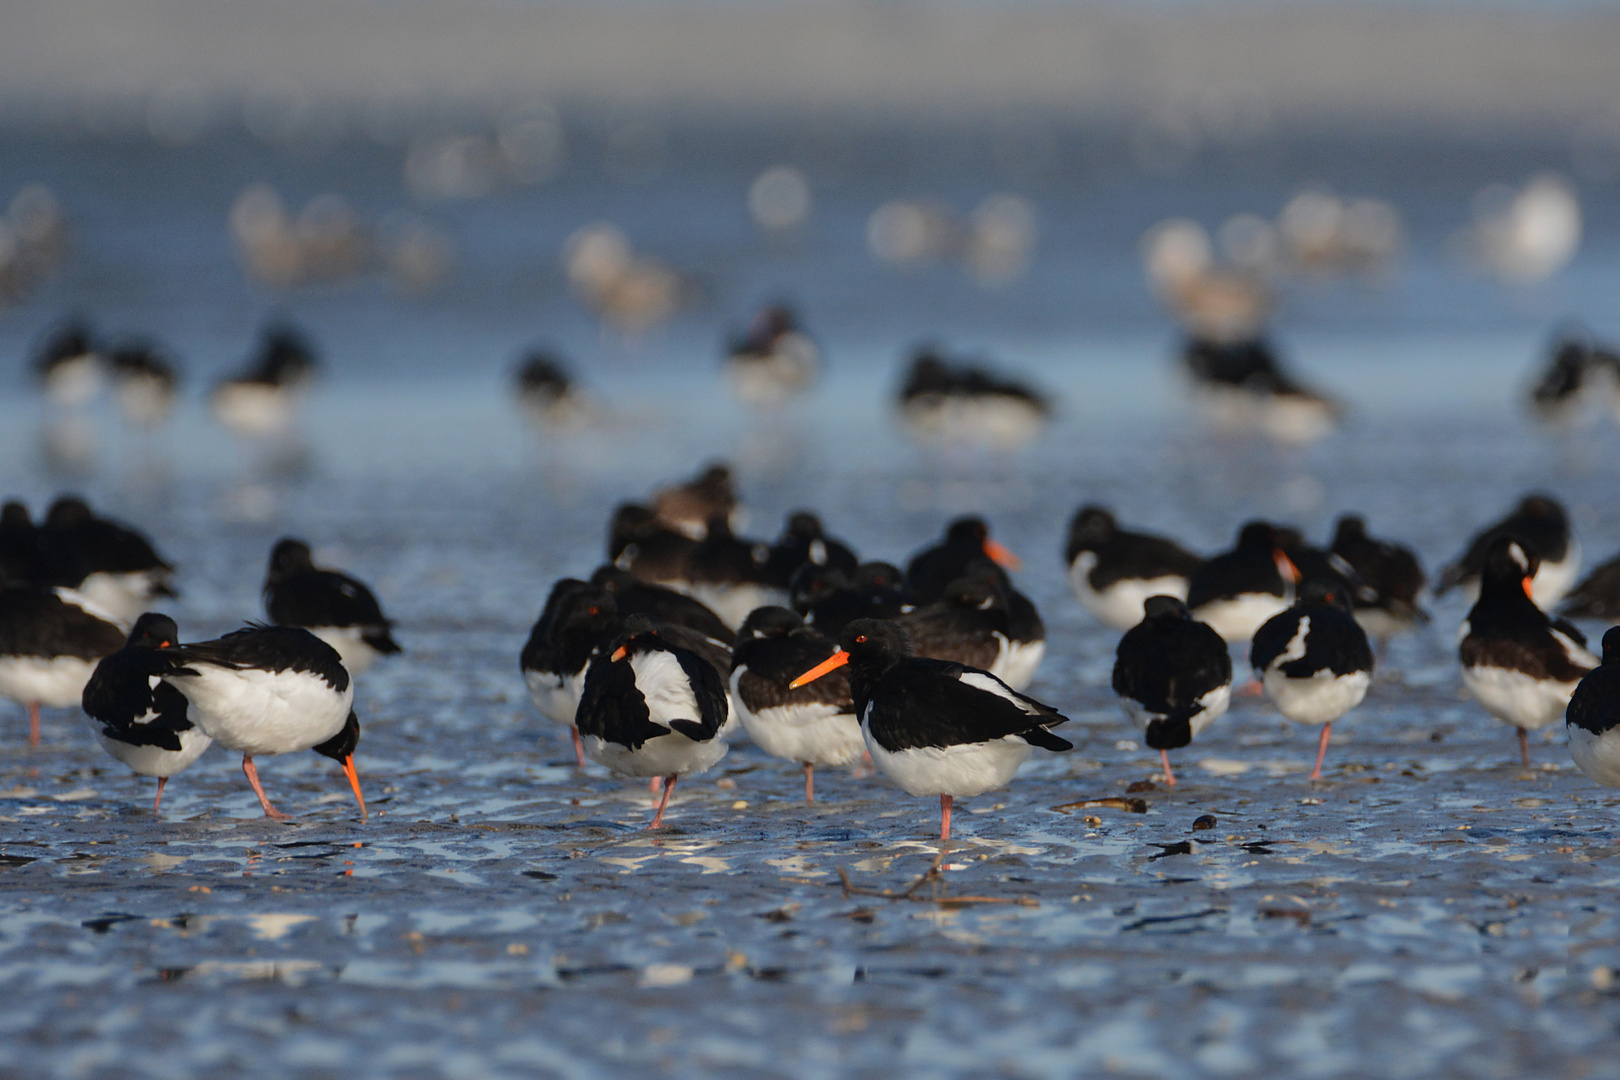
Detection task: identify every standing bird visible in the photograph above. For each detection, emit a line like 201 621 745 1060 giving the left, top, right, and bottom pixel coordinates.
1250 581 1374 780
513 349 594 429
1557 548 1620 621
33 319 103 409
1112 596 1232 786
790 619 1071 841
0 586 125 746
792 562 910 638
1186 521 1299 644
730 607 862 801
1328 515 1429 644
1065 505 1204 631
900 572 1039 689
575 615 731 827
107 341 182 430
41 496 177 624
904 516 1021 604
607 503 698 586
1459 536 1597 765
262 538 401 674
520 582 617 767
723 304 820 407
1566 627 1620 790
211 322 320 439
161 625 364 822
81 613 211 813
590 566 733 645
1435 493 1579 610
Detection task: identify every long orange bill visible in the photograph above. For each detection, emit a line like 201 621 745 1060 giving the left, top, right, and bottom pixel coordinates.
789 650 849 689
983 538 1022 571
1275 551 1301 585
342 754 368 821
1522 576 1535 601
611 645 628 661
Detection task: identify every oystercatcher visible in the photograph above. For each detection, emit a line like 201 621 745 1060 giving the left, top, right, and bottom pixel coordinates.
607 503 697 586
762 511 859 590
904 517 1021 604
650 463 738 540
513 349 594 428
683 515 783 629
1181 335 1341 445
1563 552 1620 620
1112 596 1232 786
1566 627 1620 789
81 613 210 813
790 619 1071 841
521 581 616 765
211 322 319 438
262 538 401 674
33 318 103 409
1436 493 1579 610
1186 521 1299 644
900 568 1044 690
896 348 1052 450
1328 515 1429 643
590 566 734 644
41 496 177 624
1528 331 1620 428
0 586 125 746
1065 505 1204 631
1459 536 1597 765
730 607 862 801
161 625 364 822
723 304 820 407
1251 580 1374 779
575 614 731 827
107 340 181 430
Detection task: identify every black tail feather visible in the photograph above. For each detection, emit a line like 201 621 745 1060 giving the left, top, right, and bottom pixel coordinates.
1144 715 1193 751
1020 725 1073 752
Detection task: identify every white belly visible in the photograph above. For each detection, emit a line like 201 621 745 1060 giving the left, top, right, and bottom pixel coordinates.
864 724 1033 798
1193 593 1290 644
1461 664 1579 732
730 672 863 766
95 725 212 778
1569 724 1620 788
685 583 786 631
213 383 295 437
167 667 353 755
309 627 381 674
583 729 729 779
524 667 583 726
991 636 1045 691
1069 555 1190 631
1262 668 1371 726
0 655 100 708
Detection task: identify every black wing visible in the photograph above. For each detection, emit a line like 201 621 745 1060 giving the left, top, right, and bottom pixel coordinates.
167 626 350 692
575 654 670 750
1113 619 1232 717
266 569 389 630
1562 554 1620 619
82 650 193 751
1568 665 1620 736
864 658 1070 752
667 648 730 742
0 588 125 660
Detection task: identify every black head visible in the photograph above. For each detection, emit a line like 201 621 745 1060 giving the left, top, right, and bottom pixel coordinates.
1481 535 1540 592
556 588 618 634
589 565 636 592
517 352 571 393
1516 493 1567 527
267 537 316 579
1332 515 1367 545
694 463 733 491
127 612 179 649
790 563 852 610
311 709 360 762
855 562 903 592
608 613 666 658
45 495 94 529
607 503 658 554
782 511 823 541
1299 579 1353 610
941 573 1005 611
1069 505 1117 542
1142 595 1192 621
1603 626 1620 666
1235 521 1278 550
1274 526 1307 554
944 517 991 546
838 619 913 668
0 502 30 530
738 606 806 640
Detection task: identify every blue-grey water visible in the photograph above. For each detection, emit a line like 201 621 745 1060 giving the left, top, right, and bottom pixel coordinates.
1 117 1620 1077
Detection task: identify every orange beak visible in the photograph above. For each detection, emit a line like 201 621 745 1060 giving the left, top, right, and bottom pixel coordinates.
983 538 1022 571
611 645 628 661
1523 576 1535 601
342 754 367 821
789 650 849 689
1275 551 1301 585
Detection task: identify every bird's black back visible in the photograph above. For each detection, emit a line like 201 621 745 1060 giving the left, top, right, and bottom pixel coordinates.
576 634 730 749
168 625 350 693
732 625 851 712
1186 549 1286 609
592 568 734 644
862 657 1071 753
0 588 125 659
1113 615 1232 719
1561 553 1620 619
1438 496 1570 593
1251 603 1373 679
82 647 194 750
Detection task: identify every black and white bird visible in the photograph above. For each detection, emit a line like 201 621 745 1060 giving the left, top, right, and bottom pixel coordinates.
513 349 594 429
683 515 784 630
520 581 617 767
791 561 910 638
1065 505 1204 631
590 566 734 645
211 323 320 439
730 607 862 802
607 503 698 587
1436 493 1579 610
1459 536 1597 765
41 496 177 624
790 619 1071 841
575 614 732 827
33 319 103 409
900 571 1042 690
107 340 182 430
1181 335 1341 445
1250 580 1374 780
904 516 1022 604
649 463 739 540
81 613 211 814
896 349 1052 451
161 625 364 822
1559 548 1620 621
762 511 859 591
1566 627 1620 790
262 538 401 674
1328 514 1429 644
0 586 125 746
723 304 820 407
1186 521 1299 644
1112 596 1232 786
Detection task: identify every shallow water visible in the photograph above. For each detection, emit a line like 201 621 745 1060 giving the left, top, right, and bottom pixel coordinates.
4 121 1620 1076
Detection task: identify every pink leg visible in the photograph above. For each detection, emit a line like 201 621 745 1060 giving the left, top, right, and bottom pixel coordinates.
648 774 677 828
940 794 953 842
1161 749 1177 787
803 762 815 803
649 776 664 793
571 727 586 769
153 776 167 816
27 702 39 748
242 755 292 822
1310 722 1332 781
1519 729 1530 767
1239 679 1263 698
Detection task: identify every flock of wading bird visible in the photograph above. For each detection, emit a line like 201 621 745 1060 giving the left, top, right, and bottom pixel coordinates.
7 468 1620 840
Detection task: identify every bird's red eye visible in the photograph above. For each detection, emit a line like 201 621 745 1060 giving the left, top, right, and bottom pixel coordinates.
855 634 867 643
587 607 599 615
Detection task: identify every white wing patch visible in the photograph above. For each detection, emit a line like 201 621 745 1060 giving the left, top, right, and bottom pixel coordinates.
958 671 1039 715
